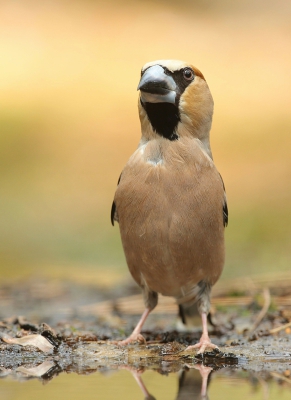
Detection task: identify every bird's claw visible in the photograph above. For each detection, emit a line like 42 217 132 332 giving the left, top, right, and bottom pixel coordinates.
113 333 146 346
185 337 218 354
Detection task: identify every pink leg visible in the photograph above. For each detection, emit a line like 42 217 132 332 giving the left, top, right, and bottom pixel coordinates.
196 364 212 397
184 363 212 397
116 308 151 345
186 312 218 354
118 366 154 399
132 371 153 398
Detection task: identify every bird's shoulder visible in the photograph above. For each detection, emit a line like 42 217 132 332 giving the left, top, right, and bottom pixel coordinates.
114 138 224 196
111 137 228 226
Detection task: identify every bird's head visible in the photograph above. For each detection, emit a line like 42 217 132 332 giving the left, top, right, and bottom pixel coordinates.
137 60 214 153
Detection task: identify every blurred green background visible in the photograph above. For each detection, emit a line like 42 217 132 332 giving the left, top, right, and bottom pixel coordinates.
1 0 291 285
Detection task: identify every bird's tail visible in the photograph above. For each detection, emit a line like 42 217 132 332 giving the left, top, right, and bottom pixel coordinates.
178 303 215 330
178 303 201 329
177 280 213 329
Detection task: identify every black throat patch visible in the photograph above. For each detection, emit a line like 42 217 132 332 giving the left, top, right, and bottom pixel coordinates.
141 101 179 141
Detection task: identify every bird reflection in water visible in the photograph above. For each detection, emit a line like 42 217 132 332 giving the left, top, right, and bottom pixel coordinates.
129 364 212 400
177 364 212 400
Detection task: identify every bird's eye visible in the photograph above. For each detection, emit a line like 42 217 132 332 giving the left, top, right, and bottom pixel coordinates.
183 68 194 81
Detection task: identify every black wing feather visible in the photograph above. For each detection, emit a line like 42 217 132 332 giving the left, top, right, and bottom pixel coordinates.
223 200 228 227
219 173 228 227
110 201 116 226
110 173 122 226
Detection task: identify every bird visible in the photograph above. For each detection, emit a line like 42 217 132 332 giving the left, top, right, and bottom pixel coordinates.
111 59 228 353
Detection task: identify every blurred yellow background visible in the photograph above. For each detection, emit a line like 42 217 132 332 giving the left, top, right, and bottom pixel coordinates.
1 0 291 283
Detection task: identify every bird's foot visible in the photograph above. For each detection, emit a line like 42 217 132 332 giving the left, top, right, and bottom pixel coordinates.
185 334 218 354
192 363 213 377
184 363 213 398
113 333 146 346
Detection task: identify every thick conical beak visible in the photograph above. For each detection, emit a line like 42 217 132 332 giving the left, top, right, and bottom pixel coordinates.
137 65 177 104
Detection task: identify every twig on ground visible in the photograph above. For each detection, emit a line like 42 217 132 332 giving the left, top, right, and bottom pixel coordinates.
271 372 291 385
269 321 291 335
249 288 271 333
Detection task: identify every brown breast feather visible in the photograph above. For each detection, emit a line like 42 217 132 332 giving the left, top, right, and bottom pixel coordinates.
114 137 225 302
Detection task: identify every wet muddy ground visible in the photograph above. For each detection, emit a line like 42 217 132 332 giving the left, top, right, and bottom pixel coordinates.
1 273 291 398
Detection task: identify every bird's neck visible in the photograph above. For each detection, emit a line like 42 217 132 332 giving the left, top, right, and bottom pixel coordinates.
138 105 213 159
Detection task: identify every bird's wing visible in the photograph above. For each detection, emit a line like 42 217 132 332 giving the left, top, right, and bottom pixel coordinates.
223 197 228 227
111 173 122 226
219 173 228 227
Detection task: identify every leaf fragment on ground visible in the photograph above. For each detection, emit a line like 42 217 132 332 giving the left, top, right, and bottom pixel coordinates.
16 361 55 377
0 332 54 352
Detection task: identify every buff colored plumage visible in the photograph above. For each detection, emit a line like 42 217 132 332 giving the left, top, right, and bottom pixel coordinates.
111 60 228 353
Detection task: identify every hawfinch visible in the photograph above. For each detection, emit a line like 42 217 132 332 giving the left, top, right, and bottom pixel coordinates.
111 60 228 353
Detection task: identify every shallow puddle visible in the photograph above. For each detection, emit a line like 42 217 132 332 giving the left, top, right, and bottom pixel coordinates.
1 365 291 400
1 276 291 399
